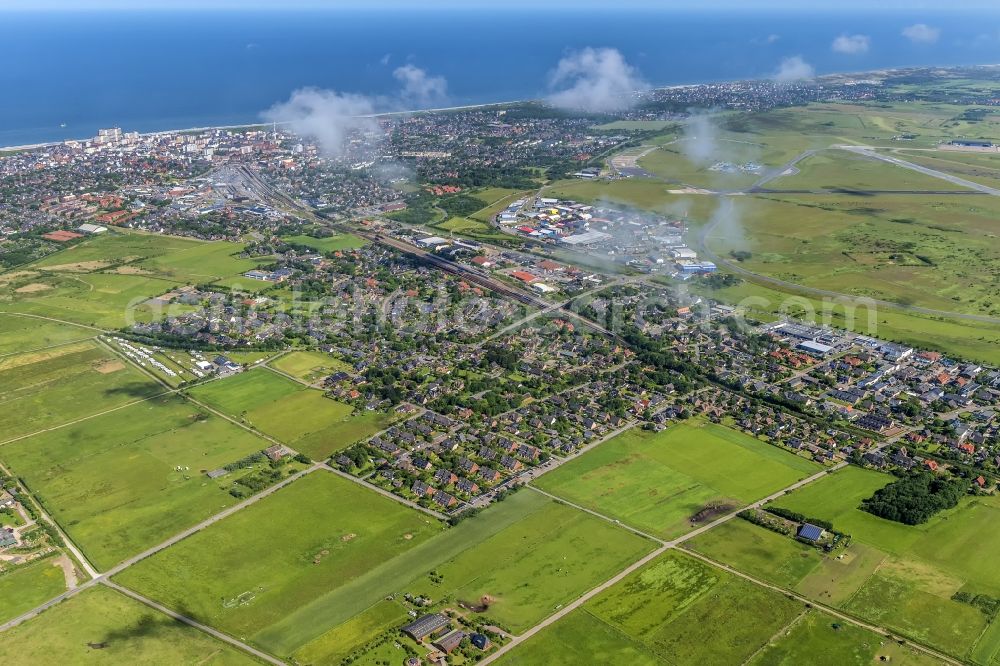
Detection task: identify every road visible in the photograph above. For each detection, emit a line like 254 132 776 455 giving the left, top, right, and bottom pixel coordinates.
838 145 1000 196
484 458 967 666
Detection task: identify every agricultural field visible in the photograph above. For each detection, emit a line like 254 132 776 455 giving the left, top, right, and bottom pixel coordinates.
268 350 350 383
136 240 263 284
0 314 94 355
759 466 1000 661
0 340 162 442
0 271 185 328
187 368 391 459
0 395 268 569
0 559 67 624
400 491 653 633
279 234 367 253
0 585 256 664
749 609 943 666
496 550 804 666
115 471 443 652
270 489 651 660
535 419 820 539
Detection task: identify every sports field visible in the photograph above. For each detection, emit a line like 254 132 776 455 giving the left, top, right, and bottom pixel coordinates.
0 559 67 624
497 550 804 665
0 395 268 569
535 420 820 539
0 340 162 442
188 368 391 458
0 585 255 664
115 471 443 649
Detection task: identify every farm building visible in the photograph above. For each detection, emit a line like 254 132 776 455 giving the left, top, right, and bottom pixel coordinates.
433 631 466 653
402 614 450 641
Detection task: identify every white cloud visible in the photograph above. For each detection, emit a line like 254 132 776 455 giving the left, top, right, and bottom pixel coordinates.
772 56 815 83
902 23 940 44
380 53 391 66
546 47 646 113
261 87 379 157
393 64 448 108
832 33 870 54
681 114 719 166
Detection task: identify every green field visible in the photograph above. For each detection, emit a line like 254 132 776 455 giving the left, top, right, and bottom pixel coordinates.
268 350 351 382
0 585 256 664
187 368 388 458
497 550 804 665
706 192 1000 317
403 491 653 633
0 340 162 442
272 489 651 659
115 471 443 649
762 466 1000 660
0 395 268 569
749 609 942 666
769 148 971 192
0 315 94 355
0 559 67 624
0 271 185 328
535 420 820 539
279 234 367 253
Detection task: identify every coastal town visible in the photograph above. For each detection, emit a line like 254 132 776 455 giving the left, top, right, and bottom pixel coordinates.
3 61 1000 666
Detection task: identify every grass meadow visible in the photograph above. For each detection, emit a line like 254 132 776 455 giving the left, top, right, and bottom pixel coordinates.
0 585 256 665
535 420 820 539
0 340 162 442
497 550 804 666
0 559 67 624
0 395 267 569
115 471 443 649
188 368 391 459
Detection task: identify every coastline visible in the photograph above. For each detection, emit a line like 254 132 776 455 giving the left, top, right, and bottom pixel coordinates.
2 63 996 153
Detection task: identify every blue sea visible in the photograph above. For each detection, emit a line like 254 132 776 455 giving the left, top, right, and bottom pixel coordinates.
2 8 1000 146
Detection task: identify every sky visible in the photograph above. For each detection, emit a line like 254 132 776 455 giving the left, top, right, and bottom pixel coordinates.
4 0 1000 9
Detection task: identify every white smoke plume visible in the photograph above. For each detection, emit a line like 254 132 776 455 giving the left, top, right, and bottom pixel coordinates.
262 87 379 157
772 56 815 83
546 47 646 113
263 63 448 156
902 23 940 44
393 64 448 108
832 34 870 54
681 114 720 166
709 197 747 251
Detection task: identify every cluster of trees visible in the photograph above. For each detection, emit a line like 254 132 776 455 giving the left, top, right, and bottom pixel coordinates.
764 506 834 531
438 194 487 218
861 471 967 525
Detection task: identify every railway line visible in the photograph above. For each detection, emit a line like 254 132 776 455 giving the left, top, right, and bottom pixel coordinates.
235 164 620 338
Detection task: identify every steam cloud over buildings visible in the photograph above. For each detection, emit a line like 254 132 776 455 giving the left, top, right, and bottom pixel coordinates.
263 64 448 156
261 88 379 157
546 47 646 113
